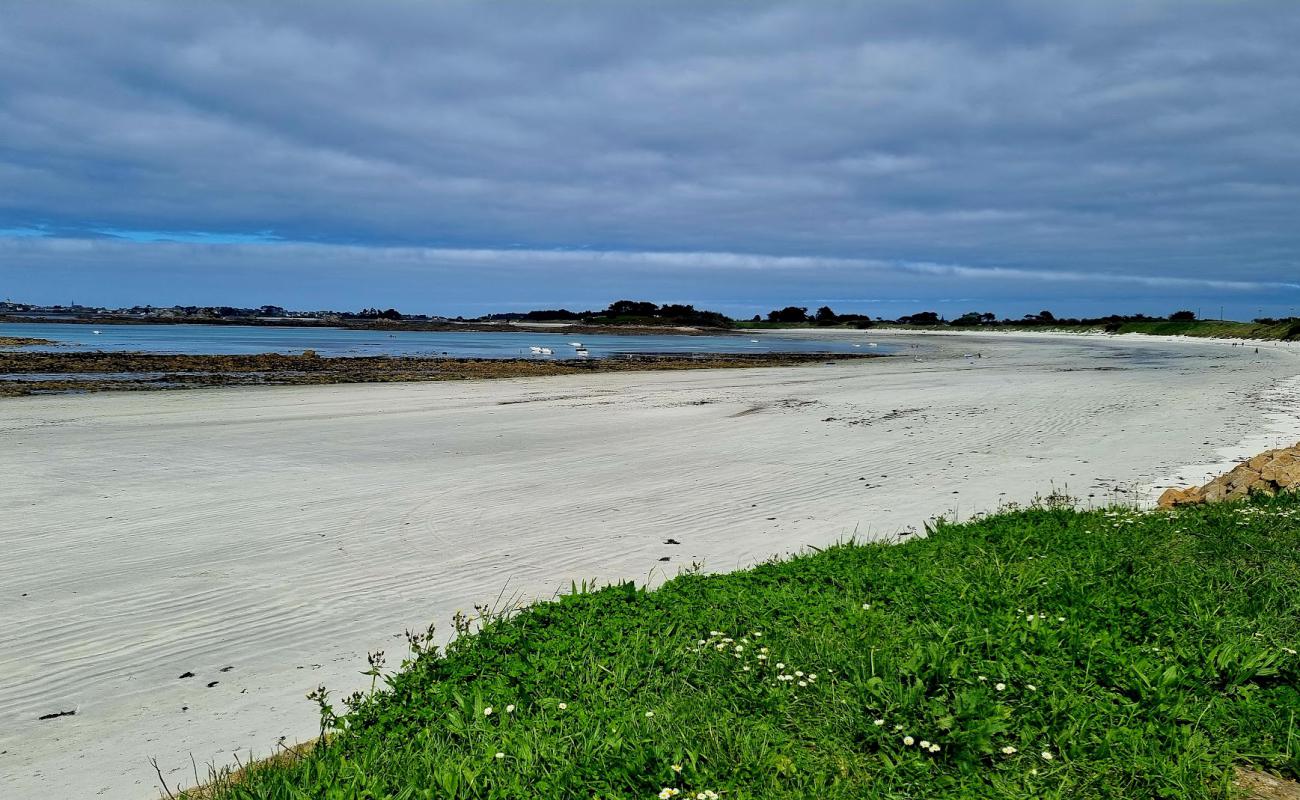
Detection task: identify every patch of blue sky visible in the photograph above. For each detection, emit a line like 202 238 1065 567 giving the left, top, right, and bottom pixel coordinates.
0 226 50 238
92 228 282 244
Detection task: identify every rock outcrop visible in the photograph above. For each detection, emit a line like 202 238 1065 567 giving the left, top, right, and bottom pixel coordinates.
1158 443 1300 508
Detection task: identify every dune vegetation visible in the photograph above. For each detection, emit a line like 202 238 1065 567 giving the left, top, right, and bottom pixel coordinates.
185 494 1300 800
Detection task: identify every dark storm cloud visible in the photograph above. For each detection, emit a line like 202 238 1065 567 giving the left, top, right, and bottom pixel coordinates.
2 0 1298 313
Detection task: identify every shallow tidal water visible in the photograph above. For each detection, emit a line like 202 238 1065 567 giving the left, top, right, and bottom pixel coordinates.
0 322 887 358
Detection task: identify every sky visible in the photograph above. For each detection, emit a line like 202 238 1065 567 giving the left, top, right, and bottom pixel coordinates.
2 0 1299 320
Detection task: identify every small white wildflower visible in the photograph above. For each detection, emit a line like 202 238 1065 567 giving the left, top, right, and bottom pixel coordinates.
903 736 915 746
1057 616 1065 622
920 740 931 748
794 670 804 677
658 789 674 800
759 646 769 653
893 724 903 731
1001 746 1017 755
928 743 941 753
1026 685 1036 692
995 682 1006 691
757 653 768 660
483 706 493 716
495 752 504 759
797 680 807 687
505 704 515 713
671 764 683 773
1041 751 1054 761
874 718 885 726
1026 614 1035 622
734 645 744 652
753 632 762 637
558 702 567 710
742 665 750 671
776 662 785 669
645 711 655 718
977 675 987 682
808 674 817 681
862 603 871 610
709 630 721 637
1284 647 1298 655
697 639 706 646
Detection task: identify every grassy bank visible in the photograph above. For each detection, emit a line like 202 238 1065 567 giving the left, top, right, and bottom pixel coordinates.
189 496 1300 799
1084 319 1298 340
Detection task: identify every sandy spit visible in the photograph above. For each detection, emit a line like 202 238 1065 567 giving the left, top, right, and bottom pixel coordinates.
1 331 1298 799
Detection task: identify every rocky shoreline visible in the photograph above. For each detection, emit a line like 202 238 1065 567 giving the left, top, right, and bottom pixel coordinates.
1159 443 1300 507
0 336 55 348
0 350 881 396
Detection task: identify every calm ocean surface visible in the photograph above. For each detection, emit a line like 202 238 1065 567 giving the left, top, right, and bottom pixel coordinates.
1 322 889 358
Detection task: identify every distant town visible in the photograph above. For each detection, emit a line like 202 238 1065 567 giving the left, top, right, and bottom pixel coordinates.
0 300 433 324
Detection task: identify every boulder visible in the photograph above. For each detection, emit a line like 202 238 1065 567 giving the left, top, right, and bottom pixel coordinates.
1276 463 1300 488
1201 481 1227 503
1158 486 1203 508
1156 442 1300 508
1227 467 1261 489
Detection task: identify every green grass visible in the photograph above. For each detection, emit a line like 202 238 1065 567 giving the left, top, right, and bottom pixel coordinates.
730 319 1300 339
1087 320 1298 340
192 496 1300 799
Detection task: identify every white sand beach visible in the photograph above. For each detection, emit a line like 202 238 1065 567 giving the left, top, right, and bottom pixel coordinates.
2 331 1299 799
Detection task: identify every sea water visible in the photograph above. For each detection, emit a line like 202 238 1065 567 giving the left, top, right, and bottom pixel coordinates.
0 322 888 359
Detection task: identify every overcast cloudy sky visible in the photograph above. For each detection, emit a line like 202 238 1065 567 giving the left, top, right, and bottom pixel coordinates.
2 1 1298 318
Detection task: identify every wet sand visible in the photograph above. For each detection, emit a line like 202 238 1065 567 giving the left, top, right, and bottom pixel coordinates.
1 331 1298 798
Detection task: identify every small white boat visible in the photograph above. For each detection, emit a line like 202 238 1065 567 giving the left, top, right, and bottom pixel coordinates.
568 341 583 347
92 330 101 335
867 343 878 347
529 346 543 354
852 343 862 347
750 339 759 343
538 347 553 355
575 348 589 357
